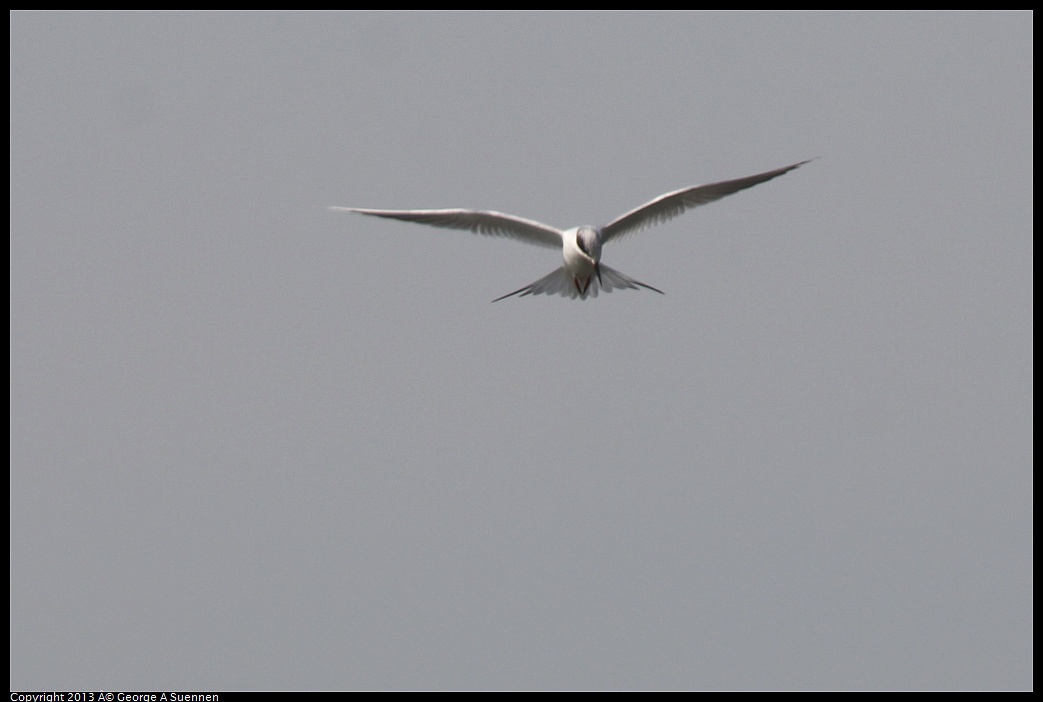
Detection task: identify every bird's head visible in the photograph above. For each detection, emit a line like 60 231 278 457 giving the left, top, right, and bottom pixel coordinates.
575 225 603 263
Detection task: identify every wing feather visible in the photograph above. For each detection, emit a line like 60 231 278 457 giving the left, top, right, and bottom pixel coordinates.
329 207 563 249
600 160 811 243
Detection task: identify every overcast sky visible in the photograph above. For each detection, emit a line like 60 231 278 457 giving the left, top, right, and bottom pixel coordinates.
10 11 1032 691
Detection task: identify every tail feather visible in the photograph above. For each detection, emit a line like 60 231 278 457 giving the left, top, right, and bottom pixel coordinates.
492 264 664 302
598 263 665 296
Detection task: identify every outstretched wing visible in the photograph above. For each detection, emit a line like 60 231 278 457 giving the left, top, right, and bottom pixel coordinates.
492 264 664 302
600 160 810 244
329 207 563 249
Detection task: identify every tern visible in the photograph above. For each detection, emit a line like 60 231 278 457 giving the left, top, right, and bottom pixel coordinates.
330 159 809 301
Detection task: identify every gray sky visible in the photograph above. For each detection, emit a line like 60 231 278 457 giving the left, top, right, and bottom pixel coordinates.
10 11 1032 691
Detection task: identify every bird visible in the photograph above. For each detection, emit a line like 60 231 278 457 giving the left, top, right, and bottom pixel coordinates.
330 159 809 302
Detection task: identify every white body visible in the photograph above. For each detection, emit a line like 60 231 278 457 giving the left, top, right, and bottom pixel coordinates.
561 226 601 296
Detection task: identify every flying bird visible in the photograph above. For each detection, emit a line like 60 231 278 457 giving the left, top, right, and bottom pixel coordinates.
330 160 809 301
